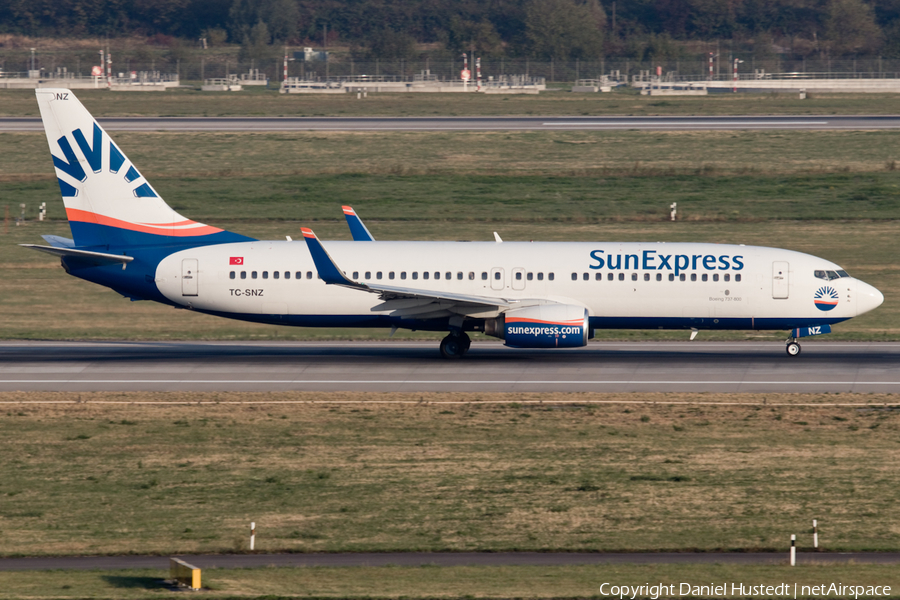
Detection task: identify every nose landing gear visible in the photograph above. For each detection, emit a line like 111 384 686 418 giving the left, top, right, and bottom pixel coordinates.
786 339 801 357
440 332 471 359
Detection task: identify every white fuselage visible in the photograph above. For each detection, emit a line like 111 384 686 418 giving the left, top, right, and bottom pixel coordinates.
154 241 882 330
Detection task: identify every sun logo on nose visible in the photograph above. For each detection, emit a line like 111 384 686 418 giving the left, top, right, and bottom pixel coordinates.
814 286 839 311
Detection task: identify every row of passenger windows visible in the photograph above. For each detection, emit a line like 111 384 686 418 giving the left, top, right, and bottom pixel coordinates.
571 272 741 282
230 271 317 280
228 269 741 283
230 270 558 281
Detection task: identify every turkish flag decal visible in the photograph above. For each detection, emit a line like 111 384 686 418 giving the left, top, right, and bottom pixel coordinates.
230 257 243 265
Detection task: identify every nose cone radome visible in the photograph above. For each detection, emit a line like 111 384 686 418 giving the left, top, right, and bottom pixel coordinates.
856 280 884 316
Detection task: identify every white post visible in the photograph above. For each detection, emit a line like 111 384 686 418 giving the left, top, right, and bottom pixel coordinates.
250 522 256 550
39 202 46 221
670 202 677 221
813 519 818 549
790 534 796 566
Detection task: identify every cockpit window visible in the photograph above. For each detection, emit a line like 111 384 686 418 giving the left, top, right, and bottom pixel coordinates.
814 270 844 281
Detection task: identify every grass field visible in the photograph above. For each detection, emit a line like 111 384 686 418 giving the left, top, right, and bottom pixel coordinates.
6 87 900 117
1 128 897 341
1 564 899 599
2 392 899 557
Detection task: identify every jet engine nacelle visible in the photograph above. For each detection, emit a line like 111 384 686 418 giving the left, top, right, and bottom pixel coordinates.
484 304 589 348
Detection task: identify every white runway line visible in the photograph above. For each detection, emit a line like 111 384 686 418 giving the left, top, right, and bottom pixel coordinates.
2 379 900 386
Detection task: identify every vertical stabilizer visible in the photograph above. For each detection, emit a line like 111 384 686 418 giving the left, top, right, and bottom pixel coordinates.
36 88 250 248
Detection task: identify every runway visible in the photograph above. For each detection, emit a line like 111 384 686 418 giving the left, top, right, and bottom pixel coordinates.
2 341 900 394
3 115 900 132
2 551 899 571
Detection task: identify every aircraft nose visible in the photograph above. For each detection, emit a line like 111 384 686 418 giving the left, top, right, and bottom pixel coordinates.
856 280 884 316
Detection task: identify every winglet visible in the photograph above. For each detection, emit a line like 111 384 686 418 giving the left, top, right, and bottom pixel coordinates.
342 205 376 241
301 227 360 287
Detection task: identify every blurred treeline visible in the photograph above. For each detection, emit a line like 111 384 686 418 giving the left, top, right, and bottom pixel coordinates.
1 0 899 60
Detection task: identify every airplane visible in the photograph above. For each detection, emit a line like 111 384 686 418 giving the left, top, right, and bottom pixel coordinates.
22 88 884 359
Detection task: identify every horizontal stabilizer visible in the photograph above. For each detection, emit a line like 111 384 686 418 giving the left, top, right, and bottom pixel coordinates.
20 244 134 265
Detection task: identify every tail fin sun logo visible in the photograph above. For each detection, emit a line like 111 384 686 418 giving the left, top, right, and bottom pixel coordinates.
53 124 157 199
814 286 839 311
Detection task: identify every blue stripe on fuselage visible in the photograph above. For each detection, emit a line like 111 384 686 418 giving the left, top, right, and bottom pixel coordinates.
68 221 253 250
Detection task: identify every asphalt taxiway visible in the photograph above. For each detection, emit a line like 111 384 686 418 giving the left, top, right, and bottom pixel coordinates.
2 341 899 394
3 115 900 132
2 551 899 571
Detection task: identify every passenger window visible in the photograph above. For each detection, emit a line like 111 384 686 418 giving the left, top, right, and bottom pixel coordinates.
365 271 371 279
713 273 719 282
229 271 235 279
702 273 708 282
352 271 358 279
583 273 589 281
422 272 428 280
528 273 534 281
537 273 543 281
412 272 418 280
468 272 474 280
631 273 637 281
690 273 696 282
241 271 247 279
307 271 313 279
273 271 280 279
668 273 674 281
736 274 742 282
607 272 613 281
262 271 268 279
284 271 290 279
516 272 522 280
482 272 488 280
295 272 302 279
656 273 662 281
724 274 730 282
401 272 407 280
252 271 258 279
376 272 382 280
389 272 395 280
571 273 577 281
494 272 501 280
618 273 624 281
679 274 686 281
595 273 602 281
644 273 650 281
548 273 555 281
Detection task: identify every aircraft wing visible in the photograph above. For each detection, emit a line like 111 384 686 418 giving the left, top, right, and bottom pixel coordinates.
342 206 376 241
301 228 512 316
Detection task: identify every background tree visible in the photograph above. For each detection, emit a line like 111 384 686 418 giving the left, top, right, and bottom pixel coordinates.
824 0 882 55
230 0 300 44
524 0 605 59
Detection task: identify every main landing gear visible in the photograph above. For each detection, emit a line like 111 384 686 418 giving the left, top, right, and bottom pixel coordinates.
786 338 801 357
440 332 471 359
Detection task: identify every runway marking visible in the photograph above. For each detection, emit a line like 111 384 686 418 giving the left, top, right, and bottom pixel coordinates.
0 400 897 406
2 379 899 385
542 121 831 127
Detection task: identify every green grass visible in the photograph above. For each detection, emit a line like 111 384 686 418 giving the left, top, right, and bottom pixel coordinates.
2 393 900 557
1 564 899 599
6 86 900 117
